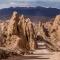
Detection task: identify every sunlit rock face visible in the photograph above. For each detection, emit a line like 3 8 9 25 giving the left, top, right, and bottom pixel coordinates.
0 11 60 57
49 15 60 51
7 11 20 36
0 11 36 55
33 15 60 51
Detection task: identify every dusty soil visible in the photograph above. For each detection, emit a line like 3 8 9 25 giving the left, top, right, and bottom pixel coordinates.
1 52 60 60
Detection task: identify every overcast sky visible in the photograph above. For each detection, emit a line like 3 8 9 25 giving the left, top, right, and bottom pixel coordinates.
0 0 60 9
0 0 60 3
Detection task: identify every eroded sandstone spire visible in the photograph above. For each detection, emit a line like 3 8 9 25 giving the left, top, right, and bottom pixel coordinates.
0 11 60 58
0 11 37 56
7 11 20 36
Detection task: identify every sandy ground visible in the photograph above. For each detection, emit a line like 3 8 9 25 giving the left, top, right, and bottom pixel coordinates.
1 42 60 60
1 52 60 60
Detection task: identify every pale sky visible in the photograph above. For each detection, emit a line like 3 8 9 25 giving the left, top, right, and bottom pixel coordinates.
0 0 60 2
0 0 60 9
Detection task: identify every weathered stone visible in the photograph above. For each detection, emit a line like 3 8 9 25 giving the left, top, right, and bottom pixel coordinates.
49 15 60 51
7 11 20 36
1 11 60 57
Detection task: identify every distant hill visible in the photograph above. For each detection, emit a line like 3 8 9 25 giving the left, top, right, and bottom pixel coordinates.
0 6 60 21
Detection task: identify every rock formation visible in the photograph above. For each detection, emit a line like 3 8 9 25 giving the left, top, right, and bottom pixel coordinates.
34 15 60 51
0 11 37 56
25 18 36 51
0 11 60 58
49 15 60 51
7 11 19 36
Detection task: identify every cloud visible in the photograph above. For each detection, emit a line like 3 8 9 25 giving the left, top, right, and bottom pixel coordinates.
0 0 60 3
1 2 32 8
10 2 16 5
0 0 60 9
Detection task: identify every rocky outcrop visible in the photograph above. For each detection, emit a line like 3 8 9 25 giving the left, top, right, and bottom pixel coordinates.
7 11 19 36
25 18 36 50
34 15 60 51
0 11 60 58
0 11 36 56
49 15 60 51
